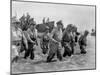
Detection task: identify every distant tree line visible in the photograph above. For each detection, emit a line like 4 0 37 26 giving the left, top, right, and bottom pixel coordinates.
12 13 91 34
12 13 36 31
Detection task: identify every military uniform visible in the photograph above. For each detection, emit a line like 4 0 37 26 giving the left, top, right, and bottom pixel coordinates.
23 28 37 60
41 36 49 54
70 25 78 54
40 28 50 54
78 31 89 54
47 25 63 62
61 30 73 57
12 27 23 63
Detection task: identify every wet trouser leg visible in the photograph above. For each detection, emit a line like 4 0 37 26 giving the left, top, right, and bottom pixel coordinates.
12 56 19 63
56 44 62 61
63 47 68 57
57 48 62 61
80 45 86 54
63 46 71 57
24 42 34 59
47 42 62 62
47 41 57 62
71 46 74 54
63 46 68 57
20 41 26 53
47 52 55 62
70 42 74 54
29 42 35 60
42 42 48 54
47 50 63 62
24 49 30 59
63 42 72 57
30 48 34 60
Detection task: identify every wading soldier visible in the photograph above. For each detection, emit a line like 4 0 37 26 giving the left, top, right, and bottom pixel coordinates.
11 22 24 63
40 26 50 54
78 30 89 54
61 25 73 57
23 25 37 60
46 20 63 62
70 25 77 54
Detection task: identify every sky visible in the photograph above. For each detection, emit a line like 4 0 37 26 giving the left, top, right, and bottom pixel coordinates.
12 1 95 32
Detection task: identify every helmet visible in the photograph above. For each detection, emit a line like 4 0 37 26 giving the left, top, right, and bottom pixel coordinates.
56 20 63 25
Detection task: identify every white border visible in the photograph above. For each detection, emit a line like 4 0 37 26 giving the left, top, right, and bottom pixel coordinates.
0 0 100 75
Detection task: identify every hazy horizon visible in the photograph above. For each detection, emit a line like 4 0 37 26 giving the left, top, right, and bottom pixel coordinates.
12 1 95 32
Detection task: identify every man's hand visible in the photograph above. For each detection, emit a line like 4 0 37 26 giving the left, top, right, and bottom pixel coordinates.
32 41 36 45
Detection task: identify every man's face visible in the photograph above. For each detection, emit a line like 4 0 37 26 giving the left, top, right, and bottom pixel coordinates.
57 24 62 29
30 25 35 30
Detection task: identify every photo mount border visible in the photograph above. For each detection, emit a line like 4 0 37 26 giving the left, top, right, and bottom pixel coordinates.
10 0 96 75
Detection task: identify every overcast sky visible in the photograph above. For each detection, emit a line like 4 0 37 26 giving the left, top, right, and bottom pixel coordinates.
12 1 95 32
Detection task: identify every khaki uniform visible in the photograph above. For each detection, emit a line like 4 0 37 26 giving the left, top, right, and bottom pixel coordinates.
78 35 87 54
23 28 37 60
11 27 23 63
40 33 50 54
62 30 73 57
47 27 63 62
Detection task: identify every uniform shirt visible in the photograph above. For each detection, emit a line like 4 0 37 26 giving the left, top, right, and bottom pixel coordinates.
41 32 50 42
62 30 73 42
12 27 23 41
78 34 87 46
50 27 63 42
23 28 37 42
12 27 23 58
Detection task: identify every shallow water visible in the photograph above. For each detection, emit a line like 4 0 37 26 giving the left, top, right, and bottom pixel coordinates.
11 36 95 74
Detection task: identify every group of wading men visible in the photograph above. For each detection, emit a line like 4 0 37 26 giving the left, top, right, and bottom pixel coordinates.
12 20 89 63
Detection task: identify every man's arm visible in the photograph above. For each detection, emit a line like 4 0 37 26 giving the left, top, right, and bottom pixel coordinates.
49 28 58 43
22 33 28 49
62 30 66 41
27 29 35 44
34 29 38 45
27 34 35 44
